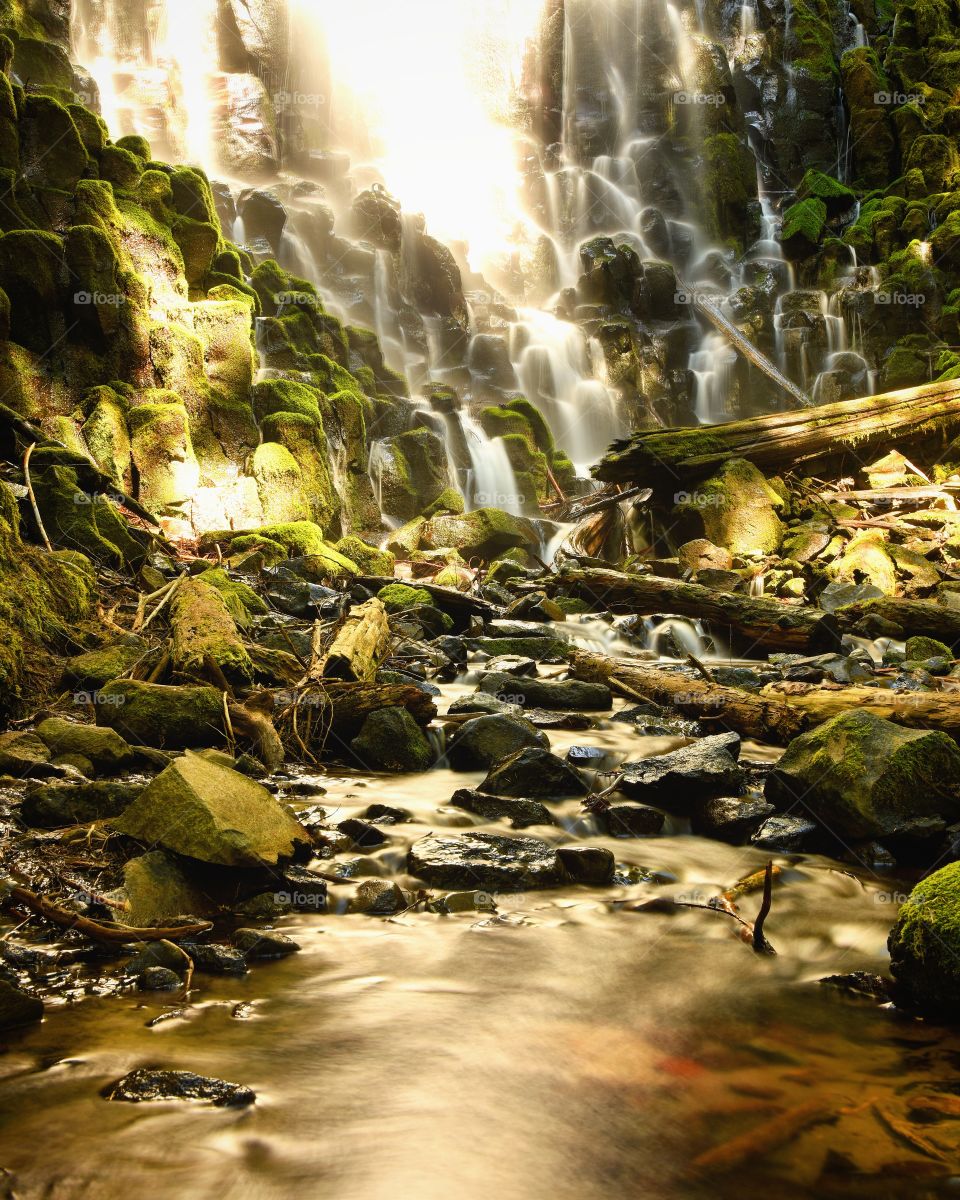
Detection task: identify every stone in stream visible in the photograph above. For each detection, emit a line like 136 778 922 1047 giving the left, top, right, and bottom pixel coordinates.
35 717 137 773
765 710 960 841
348 879 409 915
180 943 248 975
350 706 435 773
106 1068 255 1107
556 846 616 885
469 636 569 661
480 748 589 798
618 733 744 809
119 850 212 925
233 928 301 959
751 814 818 852
484 654 539 677
21 780 142 828
477 672 613 711
0 730 53 775
137 966 181 991
95 680 227 749
114 752 310 868
601 804 665 837
0 979 43 1030
408 833 565 890
449 787 555 829
888 862 960 1017
336 817 390 848
692 796 775 843
447 694 522 718
445 714 548 771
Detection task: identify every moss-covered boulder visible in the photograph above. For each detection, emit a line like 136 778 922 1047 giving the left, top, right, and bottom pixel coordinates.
19 95 87 190
675 459 784 555
703 133 760 252
119 850 212 926
95 680 226 749
766 710 960 840
0 228 64 352
336 536 394 576
194 567 266 627
827 530 897 594
62 637 147 690
781 197 828 259
840 48 895 189
377 583 433 612
35 717 137 773
128 399 200 514
372 427 450 523
350 706 435 773
81 386 131 489
114 752 309 868
889 862 960 1017
419 508 538 562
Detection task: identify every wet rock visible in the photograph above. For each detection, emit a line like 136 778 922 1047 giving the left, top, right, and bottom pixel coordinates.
678 539 734 573
106 1068 255 1107
484 654 538 677
336 818 389 848
556 845 616 885
233 928 300 959
277 866 327 911
602 804 665 837
566 745 608 767
524 709 594 731
480 748 588 798
348 879 408 915
751 814 818 852
819 972 890 1000
137 967 181 991
446 714 547 771
889 862 960 1017
36 717 136 773
841 841 897 868
765 711 960 841
477 672 612 711
469 636 568 661
619 733 744 808
675 459 784 555
449 787 555 830
120 851 211 926
180 943 249 975
420 509 538 561
692 796 776 843
818 580 885 613
0 979 42 1030
363 804 411 824
350 706 435 773
447 694 522 718
95 681 226 749
0 731 52 776
114 752 309 868
21 781 141 828
408 833 564 890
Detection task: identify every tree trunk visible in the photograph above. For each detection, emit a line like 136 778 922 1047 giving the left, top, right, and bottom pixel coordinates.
833 598 960 648
597 378 960 489
321 599 390 683
550 568 840 652
762 681 960 739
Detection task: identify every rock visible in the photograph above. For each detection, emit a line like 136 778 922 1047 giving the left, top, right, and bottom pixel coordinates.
675 459 784 555
692 796 775 843
765 711 960 841
233 928 300 959
477 673 612 711
619 733 744 808
21 781 141 828
120 851 211 925
602 804 665 837
449 787 555 829
138 967 181 991
348 879 408 915
95 681 226 749
445 714 548 771
678 539 733 573
0 731 51 775
0 979 42 1030
277 866 327 911
408 833 564 890
169 576 253 682
420 508 538 561
480 748 588 798
751 814 818 851
363 804 411 824
889 862 960 1017
35 717 136 772
556 845 616 885
905 636 953 662
336 818 389 848
447 694 522 718
818 580 885 613
62 638 149 690
350 706 435 773
114 752 309 868
106 1068 255 1107
180 943 248 975
469 636 568 661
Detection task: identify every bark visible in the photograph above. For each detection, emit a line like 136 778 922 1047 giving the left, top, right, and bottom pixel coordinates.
320 598 390 683
834 598 960 647
553 569 840 652
762 681 960 739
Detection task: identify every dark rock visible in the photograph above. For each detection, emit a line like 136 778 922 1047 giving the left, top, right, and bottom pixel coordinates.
557 845 616 885
278 866 327 911
336 818 390 848
137 967 181 991
524 709 594 731
480 748 588 798
602 804 665 837
106 1067 255 1106
350 706 435 773
348 879 408 914
408 832 564 890
180 943 249 975
363 804 411 824
819 971 890 1000
445 714 547 771
692 796 775 843
0 979 42 1030
619 733 744 808
751 814 818 851
36 717 136 772
21 781 141 828
818 580 885 613
233 928 300 959
449 787 555 829
447 693 522 718
477 672 612 711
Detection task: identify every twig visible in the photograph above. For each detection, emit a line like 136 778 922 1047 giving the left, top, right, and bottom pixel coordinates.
23 443 52 552
140 572 185 631
752 860 775 954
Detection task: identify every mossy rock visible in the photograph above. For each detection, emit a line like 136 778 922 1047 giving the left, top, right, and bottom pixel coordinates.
797 169 856 216
35 716 136 773
81 386 131 489
95 680 226 749
373 427 450 523
904 635 953 660
377 583 433 612
827 530 897 594
889 862 960 1017
420 508 539 561
251 378 323 425
674 459 784 555
115 134 151 161
19 94 87 190
780 197 828 259
169 576 253 682
905 134 960 194
350 706 435 773
62 637 148 690
99 143 143 191
422 486 465 517
0 228 64 352
171 216 219 289
336 536 394 576
257 411 336 532
128 400 199 513
65 223 125 339
211 522 358 575
195 567 267 626
29 460 145 566
703 132 760 252
252 441 308 525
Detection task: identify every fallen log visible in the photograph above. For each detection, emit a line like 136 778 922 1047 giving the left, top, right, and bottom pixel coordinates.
275 680 438 759
762 681 960 739
554 569 840 653
355 575 497 625
567 649 811 744
597 377 960 488
834 598 960 648
320 598 390 684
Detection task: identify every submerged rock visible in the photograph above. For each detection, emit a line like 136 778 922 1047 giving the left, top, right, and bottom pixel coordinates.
114 752 308 868
445 714 547 771
106 1068 255 1107
765 710 960 840
480 747 588 798
449 787 555 829
619 733 744 808
556 845 616 885
889 862 960 1017
477 672 612 711
233 928 300 959
408 833 564 890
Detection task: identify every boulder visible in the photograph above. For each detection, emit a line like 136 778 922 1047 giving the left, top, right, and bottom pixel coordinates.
350 707 435 773
675 459 784 555
347 879 409 915
232 928 300 959
445 714 548 771
62 638 148 690
889 862 960 1017
602 804 665 837
480 748 588 798
447 693 523 719
449 787 555 829
765 711 960 840
95 681 226 749
408 832 564 890
619 733 744 808
169 576 254 682
477 673 612 711
114 752 308 868
106 1068 255 1107
119 850 212 925
556 846 616 885
21 781 140 828
692 796 775 843
0 731 51 775
0 979 42 1031
420 508 538 561
751 814 818 851
35 717 137 773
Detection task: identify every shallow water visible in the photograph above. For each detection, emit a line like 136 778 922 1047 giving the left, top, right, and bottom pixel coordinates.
1 680 959 1198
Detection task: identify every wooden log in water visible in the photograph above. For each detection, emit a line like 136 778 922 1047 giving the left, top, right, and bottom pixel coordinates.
596 378 960 488
320 599 390 683
762 681 960 739
553 568 840 652
833 597 960 648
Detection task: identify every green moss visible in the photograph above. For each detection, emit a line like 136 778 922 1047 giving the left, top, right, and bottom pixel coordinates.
780 197 828 258
335 536 395 576
423 486 465 517
797 169 856 216
377 583 433 612
194 567 267 626
252 441 308 524
170 576 253 682
116 134 151 161
0 228 62 351
252 378 323 425
889 861 960 1016
19 94 87 190
702 133 759 252
675 458 784 554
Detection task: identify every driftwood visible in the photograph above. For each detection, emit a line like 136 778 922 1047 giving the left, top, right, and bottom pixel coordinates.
763 681 960 740
320 598 390 683
554 569 839 653
690 1099 835 1174
834 597 960 647
568 649 811 743
598 378 960 488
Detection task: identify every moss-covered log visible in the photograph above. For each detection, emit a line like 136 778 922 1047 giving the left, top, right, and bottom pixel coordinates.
169 576 253 683
834 598 960 648
763 682 960 740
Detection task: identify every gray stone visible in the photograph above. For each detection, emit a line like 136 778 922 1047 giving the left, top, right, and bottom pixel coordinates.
751 814 818 851
692 796 775 843
351 706 435 773
449 787 555 829
477 672 612 711
233 928 300 958
619 733 744 808
602 804 665 837
556 845 616 884
445 714 547 771
408 833 564 890
36 717 136 772
21 780 141 828
480 748 588 798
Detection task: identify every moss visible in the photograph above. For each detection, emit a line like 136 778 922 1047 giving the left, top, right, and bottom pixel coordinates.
170 576 253 682
377 583 433 612
195 567 267 626
905 134 960 193
98 143 142 191
258 411 337 532
252 377 323 425
94 680 226 749
780 197 828 259
210 522 358 574
81 385 130 488
827 529 898 593
28 454 146 565
797 169 856 216
786 0 839 80
702 133 759 252
128 400 200 513
0 228 62 351
675 458 784 555
171 215 219 289
65 223 125 340
19 94 87 190
335 536 395 576
422 486 465 517
840 47 895 189
252 441 308 524
116 134 151 161
889 861 960 1016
